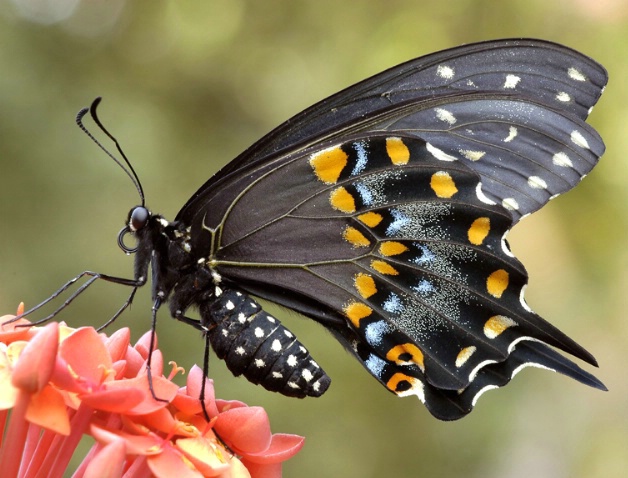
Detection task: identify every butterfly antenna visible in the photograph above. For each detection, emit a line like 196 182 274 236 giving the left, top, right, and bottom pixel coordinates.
76 97 145 206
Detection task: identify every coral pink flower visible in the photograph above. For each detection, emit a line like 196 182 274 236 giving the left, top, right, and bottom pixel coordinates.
0 305 304 478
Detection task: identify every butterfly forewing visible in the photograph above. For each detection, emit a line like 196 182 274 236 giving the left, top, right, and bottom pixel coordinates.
176 39 606 222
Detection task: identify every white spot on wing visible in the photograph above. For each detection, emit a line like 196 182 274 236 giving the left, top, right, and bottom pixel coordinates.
552 152 573 167
225 300 235 310
568 67 587 82
287 355 298 367
468 359 497 381
354 182 374 206
556 92 571 102
501 231 514 258
426 143 457 162
502 198 519 211
437 64 455 79
512 361 555 378
460 150 486 161
383 293 403 314
413 279 435 294
414 245 435 266
255 359 265 368
394 376 425 403
519 285 533 312
527 176 548 189
455 346 477 368
386 208 410 236
504 75 521 89
571 130 590 149
365 354 386 378
365 321 389 346
476 183 496 205
503 126 518 143
352 141 368 176
235 346 245 356
301 369 314 382
435 108 457 125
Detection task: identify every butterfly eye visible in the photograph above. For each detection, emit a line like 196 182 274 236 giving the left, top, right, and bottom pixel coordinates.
129 206 149 231
117 206 149 254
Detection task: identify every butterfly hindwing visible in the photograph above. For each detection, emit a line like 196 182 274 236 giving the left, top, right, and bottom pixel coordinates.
193 134 603 418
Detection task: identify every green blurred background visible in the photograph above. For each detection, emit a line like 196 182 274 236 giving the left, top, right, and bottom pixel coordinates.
1 1 626 477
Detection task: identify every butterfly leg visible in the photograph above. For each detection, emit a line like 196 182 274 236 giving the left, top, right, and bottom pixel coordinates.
5 271 146 326
143 296 170 406
96 286 140 331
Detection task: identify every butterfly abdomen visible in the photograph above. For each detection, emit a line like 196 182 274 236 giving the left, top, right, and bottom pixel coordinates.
201 288 331 397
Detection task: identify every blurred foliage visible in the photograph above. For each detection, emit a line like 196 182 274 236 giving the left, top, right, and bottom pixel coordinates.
0 0 626 477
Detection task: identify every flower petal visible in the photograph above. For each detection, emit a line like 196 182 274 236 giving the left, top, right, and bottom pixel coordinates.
176 436 231 476
0 347 18 409
242 434 305 464
172 366 219 418
134 331 157 359
25 385 71 435
104 375 179 415
11 322 58 393
80 387 145 413
216 399 248 413
214 407 271 455
240 461 281 478
123 345 145 378
60 327 112 384
104 328 131 362
147 444 204 478
0 316 33 343
84 440 126 478
134 407 199 437
90 424 163 455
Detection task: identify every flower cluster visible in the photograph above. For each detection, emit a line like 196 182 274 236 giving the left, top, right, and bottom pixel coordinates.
0 304 304 478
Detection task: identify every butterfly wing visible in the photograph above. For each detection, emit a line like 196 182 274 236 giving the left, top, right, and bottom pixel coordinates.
177 38 607 224
186 131 603 419
176 40 606 419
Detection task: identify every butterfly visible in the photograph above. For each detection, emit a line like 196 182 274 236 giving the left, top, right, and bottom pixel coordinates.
23 38 608 420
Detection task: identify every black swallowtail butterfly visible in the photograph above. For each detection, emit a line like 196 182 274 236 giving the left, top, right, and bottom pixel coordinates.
21 39 608 420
